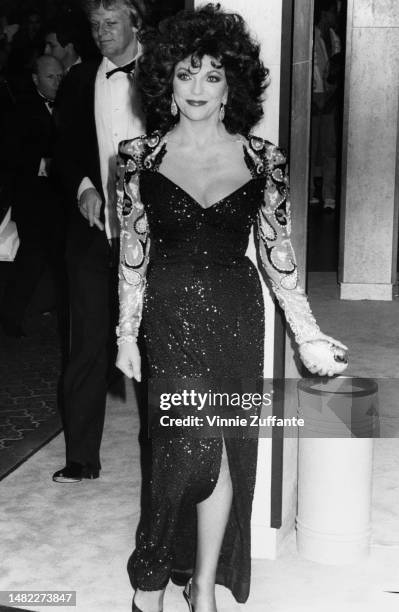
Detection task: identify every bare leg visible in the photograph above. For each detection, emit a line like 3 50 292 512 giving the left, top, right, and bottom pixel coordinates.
191 441 233 612
133 588 164 612
134 443 232 612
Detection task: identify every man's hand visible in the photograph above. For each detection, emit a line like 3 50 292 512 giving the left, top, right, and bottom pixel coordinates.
78 187 104 230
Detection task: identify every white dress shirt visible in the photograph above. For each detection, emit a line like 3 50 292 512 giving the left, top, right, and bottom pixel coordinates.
65 56 82 74
78 56 145 239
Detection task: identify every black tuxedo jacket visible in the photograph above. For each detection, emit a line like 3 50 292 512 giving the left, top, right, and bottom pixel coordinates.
2 87 56 182
53 59 105 254
0 87 59 230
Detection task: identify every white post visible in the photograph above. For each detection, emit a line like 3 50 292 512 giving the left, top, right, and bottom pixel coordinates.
191 0 284 559
296 377 376 564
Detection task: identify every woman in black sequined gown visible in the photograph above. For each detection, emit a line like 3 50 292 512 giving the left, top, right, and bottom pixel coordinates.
135 147 265 604
116 6 348 612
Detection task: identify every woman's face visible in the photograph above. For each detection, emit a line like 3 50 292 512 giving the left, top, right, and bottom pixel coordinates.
172 54 228 123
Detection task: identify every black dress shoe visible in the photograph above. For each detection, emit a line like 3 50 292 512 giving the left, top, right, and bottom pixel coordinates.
0 315 27 338
52 462 99 483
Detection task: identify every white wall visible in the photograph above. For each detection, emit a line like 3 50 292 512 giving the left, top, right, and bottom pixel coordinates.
192 0 284 559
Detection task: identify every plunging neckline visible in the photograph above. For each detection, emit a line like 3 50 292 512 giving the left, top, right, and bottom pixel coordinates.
154 133 256 210
154 171 256 211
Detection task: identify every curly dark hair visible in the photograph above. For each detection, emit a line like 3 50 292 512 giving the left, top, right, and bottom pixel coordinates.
137 3 270 135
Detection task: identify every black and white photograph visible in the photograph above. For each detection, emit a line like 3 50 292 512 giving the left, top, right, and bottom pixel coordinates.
0 0 398 611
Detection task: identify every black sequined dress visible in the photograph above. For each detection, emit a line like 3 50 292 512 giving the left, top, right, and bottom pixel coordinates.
117 133 319 603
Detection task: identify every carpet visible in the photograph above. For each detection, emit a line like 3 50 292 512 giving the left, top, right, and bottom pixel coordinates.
0 311 62 480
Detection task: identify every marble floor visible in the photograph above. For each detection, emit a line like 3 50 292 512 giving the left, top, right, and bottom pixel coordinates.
1 272 398 612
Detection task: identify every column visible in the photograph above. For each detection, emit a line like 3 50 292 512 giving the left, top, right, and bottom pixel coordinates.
339 0 399 300
279 0 315 547
189 0 284 558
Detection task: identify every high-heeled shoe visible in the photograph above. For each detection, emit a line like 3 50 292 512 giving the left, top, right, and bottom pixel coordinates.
183 578 195 612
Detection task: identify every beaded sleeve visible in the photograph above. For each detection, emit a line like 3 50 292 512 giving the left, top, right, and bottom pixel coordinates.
254 142 325 345
116 137 150 345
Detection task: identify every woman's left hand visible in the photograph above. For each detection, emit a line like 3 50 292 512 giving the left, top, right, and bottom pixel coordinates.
299 336 348 377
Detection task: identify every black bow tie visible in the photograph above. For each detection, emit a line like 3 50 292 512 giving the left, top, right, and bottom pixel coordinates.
45 99 54 109
106 60 136 79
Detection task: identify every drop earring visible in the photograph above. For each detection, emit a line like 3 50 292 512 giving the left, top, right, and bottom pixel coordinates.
171 95 178 117
219 102 225 122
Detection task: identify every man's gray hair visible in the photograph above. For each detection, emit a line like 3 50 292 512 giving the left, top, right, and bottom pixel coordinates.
82 0 147 29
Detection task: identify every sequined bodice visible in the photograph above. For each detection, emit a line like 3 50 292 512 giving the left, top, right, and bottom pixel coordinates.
140 170 265 265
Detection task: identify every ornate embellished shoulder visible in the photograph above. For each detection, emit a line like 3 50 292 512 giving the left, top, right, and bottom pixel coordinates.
118 131 167 174
116 133 168 219
117 135 146 179
242 134 288 179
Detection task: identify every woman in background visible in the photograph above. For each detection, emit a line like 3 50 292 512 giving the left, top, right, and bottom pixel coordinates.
116 5 348 612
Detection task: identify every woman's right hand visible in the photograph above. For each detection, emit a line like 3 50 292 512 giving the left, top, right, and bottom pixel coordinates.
299 338 348 377
116 341 141 381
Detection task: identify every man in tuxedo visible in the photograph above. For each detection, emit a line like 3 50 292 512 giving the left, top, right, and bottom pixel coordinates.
44 22 82 74
0 55 64 338
52 0 146 483
44 10 99 74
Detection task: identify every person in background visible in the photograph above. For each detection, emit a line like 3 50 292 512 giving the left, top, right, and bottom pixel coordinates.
310 0 342 211
52 0 146 484
0 12 16 114
44 18 82 73
7 9 44 86
0 55 65 338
